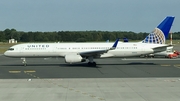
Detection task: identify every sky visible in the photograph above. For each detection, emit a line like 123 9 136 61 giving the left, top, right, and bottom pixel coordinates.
0 0 179 33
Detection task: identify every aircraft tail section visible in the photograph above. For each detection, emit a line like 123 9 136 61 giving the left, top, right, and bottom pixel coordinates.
123 38 128 42
142 16 175 44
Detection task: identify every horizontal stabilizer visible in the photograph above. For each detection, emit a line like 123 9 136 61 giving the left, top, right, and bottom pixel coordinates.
152 45 172 53
123 38 128 42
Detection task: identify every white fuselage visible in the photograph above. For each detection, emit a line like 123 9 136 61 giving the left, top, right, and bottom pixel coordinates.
4 42 167 58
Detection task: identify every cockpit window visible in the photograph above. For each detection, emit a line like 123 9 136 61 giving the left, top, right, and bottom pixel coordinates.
8 48 14 51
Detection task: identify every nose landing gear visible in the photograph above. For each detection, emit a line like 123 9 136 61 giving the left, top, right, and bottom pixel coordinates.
21 58 27 66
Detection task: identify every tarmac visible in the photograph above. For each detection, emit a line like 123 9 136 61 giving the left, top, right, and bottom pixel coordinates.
1 54 180 101
1 55 180 79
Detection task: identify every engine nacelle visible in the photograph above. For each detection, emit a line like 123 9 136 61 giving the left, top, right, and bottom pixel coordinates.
65 54 85 63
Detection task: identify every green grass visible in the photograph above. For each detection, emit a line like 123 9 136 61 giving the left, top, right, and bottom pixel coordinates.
166 40 180 45
0 43 17 54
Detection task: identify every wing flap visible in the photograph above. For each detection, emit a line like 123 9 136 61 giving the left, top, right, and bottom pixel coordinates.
79 49 108 57
79 38 119 57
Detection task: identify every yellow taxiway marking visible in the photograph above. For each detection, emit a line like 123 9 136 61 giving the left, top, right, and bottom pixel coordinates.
161 64 171 66
98 98 105 100
24 70 36 73
174 65 180 68
9 70 36 73
9 71 21 73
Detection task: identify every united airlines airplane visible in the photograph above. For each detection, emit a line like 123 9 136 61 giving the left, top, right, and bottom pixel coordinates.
4 16 175 66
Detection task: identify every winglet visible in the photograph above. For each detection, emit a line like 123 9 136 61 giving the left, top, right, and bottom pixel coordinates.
110 38 119 50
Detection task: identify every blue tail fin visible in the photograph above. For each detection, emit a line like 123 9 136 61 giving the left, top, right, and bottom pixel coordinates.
142 16 175 44
123 38 128 42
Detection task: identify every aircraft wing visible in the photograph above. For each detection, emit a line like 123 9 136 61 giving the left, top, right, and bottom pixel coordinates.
79 49 109 57
152 45 173 53
79 38 119 57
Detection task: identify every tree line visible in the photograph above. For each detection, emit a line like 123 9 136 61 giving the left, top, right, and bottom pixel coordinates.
0 29 180 42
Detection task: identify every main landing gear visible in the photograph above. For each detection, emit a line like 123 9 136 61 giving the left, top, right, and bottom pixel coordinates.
87 57 96 67
21 58 27 66
88 62 96 67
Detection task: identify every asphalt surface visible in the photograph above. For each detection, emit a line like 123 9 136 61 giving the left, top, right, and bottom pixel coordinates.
1 55 180 79
1 44 180 101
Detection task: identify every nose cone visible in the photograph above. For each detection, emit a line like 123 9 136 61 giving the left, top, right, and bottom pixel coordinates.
4 51 18 57
4 51 9 57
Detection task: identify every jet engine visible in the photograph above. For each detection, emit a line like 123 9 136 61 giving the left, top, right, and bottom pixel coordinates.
65 54 86 63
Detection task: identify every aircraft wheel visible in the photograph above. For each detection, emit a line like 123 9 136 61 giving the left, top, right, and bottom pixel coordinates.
88 62 96 67
21 58 27 67
92 62 96 67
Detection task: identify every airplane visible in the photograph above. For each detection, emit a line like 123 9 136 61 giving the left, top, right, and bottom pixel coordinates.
142 46 173 58
4 16 175 66
121 38 174 58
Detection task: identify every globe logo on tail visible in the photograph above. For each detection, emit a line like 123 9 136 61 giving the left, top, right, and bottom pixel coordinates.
142 28 165 44
142 16 175 44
